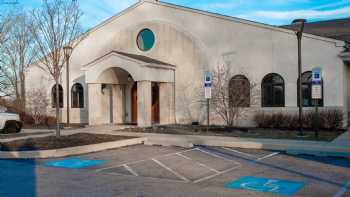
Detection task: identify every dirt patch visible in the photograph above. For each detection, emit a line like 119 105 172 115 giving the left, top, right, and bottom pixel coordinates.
0 133 135 151
118 125 345 142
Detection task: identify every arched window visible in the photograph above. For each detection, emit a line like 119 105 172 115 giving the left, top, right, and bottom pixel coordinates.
71 83 84 108
52 84 63 108
262 73 285 107
229 75 250 107
298 71 323 107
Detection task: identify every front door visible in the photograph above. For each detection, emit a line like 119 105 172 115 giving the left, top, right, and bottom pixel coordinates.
131 83 137 124
151 83 160 124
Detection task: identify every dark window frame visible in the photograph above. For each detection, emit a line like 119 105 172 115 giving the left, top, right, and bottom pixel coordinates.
297 71 324 107
262 73 285 107
229 75 251 107
51 84 63 108
71 83 84 108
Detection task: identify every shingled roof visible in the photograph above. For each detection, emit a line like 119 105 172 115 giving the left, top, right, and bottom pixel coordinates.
281 18 350 43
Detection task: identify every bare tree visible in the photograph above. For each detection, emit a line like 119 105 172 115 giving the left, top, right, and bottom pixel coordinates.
211 64 257 126
26 87 49 126
0 11 37 109
30 0 82 137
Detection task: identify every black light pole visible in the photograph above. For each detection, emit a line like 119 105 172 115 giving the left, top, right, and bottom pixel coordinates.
292 19 306 137
63 45 73 128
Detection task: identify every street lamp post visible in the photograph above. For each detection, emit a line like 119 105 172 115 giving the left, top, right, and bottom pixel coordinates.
292 19 306 137
63 45 73 128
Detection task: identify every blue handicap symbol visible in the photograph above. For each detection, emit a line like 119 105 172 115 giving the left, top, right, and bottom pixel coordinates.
44 157 105 169
225 176 305 196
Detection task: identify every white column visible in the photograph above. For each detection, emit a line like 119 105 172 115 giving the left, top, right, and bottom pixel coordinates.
159 82 175 125
112 84 125 124
137 81 152 127
88 84 111 125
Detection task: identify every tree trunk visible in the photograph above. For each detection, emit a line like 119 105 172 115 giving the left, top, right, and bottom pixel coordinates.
55 80 60 137
20 72 26 111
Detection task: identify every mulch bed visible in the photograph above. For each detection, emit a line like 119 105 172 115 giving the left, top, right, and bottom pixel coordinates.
119 125 345 142
0 133 135 151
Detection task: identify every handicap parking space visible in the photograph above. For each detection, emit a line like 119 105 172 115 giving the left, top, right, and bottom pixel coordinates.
3 145 350 197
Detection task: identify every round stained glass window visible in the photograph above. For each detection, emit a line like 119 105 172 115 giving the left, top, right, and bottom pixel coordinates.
137 29 155 51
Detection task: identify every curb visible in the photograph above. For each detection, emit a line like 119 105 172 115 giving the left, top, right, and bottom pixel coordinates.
114 132 350 158
0 137 147 159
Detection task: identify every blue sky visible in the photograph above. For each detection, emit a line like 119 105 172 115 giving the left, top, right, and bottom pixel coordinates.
1 0 350 29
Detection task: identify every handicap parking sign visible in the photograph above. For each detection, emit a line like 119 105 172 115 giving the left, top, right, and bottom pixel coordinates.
225 176 305 196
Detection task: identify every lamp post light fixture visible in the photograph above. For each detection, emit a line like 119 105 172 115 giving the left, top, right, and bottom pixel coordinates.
63 45 73 128
292 18 306 137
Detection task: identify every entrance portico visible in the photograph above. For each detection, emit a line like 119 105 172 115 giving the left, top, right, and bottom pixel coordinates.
82 51 175 127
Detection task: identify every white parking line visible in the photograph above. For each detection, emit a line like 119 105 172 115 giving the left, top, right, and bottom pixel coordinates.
255 152 280 162
96 148 198 172
96 147 242 184
222 147 257 158
176 153 220 174
193 164 241 183
124 164 138 176
152 158 190 183
333 179 350 197
197 148 241 165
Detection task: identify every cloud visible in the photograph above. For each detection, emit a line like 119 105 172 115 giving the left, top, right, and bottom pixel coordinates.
253 6 350 19
312 0 350 10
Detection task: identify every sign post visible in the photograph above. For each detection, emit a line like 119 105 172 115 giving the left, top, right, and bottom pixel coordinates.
312 67 322 138
204 71 212 131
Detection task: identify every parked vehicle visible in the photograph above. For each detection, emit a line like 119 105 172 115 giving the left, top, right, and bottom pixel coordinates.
0 107 22 134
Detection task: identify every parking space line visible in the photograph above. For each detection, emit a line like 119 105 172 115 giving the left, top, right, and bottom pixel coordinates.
176 153 192 160
197 148 241 165
152 158 190 183
333 179 350 197
96 149 198 172
176 153 220 174
222 147 257 158
197 148 232 161
124 164 138 176
193 165 241 184
255 152 280 162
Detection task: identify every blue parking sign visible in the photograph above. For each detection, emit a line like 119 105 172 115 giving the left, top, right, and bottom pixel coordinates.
225 176 305 196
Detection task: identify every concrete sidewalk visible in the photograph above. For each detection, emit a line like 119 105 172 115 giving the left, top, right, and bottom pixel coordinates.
331 130 350 146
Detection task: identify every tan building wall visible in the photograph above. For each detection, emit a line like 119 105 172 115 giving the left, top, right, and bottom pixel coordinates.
25 0 348 127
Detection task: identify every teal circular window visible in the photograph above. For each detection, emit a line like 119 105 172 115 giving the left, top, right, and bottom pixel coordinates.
137 29 155 51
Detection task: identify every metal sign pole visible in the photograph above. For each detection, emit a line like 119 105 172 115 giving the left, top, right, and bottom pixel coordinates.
314 100 319 138
312 67 322 139
207 98 210 132
204 71 212 132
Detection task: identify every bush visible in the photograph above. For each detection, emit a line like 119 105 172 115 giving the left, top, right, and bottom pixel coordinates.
322 109 344 130
253 109 344 130
44 116 57 128
19 112 35 125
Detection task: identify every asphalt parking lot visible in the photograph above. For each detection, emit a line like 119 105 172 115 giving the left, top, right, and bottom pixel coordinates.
1 145 350 197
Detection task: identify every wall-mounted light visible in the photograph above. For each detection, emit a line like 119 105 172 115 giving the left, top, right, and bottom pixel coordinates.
127 74 132 82
101 84 107 94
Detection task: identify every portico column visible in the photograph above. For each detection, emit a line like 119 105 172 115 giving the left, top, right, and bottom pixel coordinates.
159 82 175 125
137 81 152 127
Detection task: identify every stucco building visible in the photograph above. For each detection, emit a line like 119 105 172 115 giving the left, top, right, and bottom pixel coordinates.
26 0 350 127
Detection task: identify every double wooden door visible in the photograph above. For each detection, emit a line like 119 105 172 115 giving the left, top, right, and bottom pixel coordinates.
131 82 160 124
